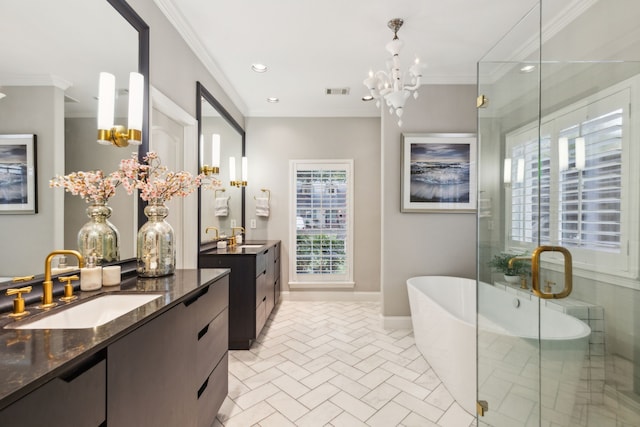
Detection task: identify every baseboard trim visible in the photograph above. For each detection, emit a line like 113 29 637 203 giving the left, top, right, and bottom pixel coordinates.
381 315 413 330
281 291 380 302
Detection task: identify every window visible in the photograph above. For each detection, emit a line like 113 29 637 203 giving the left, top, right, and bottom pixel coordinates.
505 84 637 278
289 160 354 287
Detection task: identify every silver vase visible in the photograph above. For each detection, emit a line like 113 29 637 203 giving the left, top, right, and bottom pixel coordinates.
77 200 120 264
137 199 175 277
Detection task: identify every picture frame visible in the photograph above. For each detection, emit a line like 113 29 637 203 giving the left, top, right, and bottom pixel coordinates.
0 134 37 214
401 133 476 213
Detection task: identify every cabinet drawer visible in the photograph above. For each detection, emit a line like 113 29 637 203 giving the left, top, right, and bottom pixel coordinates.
274 256 281 281
0 357 106 426
256 252 266 277
196 308 228 383
197 353 229 427
185 275 229 331
256 273 267 307
256 300 267 336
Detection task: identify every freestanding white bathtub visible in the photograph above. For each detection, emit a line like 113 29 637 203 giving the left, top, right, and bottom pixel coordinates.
407 276 591 420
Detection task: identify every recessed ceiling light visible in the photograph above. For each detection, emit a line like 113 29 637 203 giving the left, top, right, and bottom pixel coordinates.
251 63 268 73
362 95 374 101
0 93 6 100
266 97 279 103
520 65 536 73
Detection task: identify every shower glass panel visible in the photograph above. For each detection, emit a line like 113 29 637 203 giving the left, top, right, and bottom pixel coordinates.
477 1 640 425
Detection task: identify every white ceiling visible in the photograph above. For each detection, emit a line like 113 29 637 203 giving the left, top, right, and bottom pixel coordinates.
156 0 545 118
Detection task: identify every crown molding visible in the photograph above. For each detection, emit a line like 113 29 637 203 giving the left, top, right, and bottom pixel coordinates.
153 0 248 116
0 74 72 90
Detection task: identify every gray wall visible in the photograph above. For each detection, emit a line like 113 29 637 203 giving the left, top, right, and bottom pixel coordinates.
128 0 243 130
0 86 65 276
381 85 478 317
245 117 381 293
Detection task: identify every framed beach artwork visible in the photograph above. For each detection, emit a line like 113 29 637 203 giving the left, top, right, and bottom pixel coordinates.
0 134 37 214
401 133 476 213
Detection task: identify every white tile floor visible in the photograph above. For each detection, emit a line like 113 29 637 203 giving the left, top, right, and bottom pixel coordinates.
215 300 476 427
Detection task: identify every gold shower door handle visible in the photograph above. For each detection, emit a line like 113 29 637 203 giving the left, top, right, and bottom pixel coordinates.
531 245 573 299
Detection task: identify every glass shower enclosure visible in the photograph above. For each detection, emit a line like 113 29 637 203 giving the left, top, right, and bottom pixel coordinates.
477 1 640 425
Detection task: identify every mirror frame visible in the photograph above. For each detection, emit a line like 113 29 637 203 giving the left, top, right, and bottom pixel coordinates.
0 0 149 292
196 81 246 252
107 0 150 230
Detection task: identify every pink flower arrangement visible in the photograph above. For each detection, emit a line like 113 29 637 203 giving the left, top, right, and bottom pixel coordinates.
50 170 122 204
119 151 206 202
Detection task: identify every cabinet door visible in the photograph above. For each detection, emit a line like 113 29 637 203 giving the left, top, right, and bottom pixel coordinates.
107 302 195 427
0 356 106 427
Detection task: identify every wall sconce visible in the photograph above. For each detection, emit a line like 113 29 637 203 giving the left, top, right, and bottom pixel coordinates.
229 156 248 187
97 71 143 147
200 133 220 175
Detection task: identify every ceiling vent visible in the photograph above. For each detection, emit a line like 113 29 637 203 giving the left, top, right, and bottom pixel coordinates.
325 87 350 96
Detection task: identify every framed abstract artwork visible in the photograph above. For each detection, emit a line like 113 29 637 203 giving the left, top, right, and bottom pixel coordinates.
0 134 37 214
401 133 476 213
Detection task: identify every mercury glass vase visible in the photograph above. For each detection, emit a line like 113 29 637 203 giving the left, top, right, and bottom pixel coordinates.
77 200 120 264
137 199 175 277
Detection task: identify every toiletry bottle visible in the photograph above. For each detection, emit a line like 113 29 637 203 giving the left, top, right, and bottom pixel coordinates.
81 255 102 291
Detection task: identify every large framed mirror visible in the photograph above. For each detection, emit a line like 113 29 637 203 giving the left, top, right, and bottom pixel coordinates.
196 82 245 250
0 0 149 281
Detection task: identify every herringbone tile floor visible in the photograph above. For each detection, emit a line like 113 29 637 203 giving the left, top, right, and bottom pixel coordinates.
214 300 476 427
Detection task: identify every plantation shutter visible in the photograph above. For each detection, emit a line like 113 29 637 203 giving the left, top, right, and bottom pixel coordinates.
290 160 353 286
558 109 623 253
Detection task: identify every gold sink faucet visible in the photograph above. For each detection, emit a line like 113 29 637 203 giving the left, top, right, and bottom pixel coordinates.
42 250 84 309
205 226 219 240
232 226 245 236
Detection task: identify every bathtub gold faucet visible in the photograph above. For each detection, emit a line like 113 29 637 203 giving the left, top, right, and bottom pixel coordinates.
508 245 572 299
42 250 85 309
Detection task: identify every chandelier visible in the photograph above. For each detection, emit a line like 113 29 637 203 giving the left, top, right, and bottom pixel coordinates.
363 18 424 126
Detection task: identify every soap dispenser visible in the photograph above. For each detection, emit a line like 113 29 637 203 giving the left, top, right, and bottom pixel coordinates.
80 254 102 291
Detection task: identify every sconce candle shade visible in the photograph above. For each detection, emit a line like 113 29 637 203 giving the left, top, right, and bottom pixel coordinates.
97 72 116 144
127 72 144 145
516 158 525 183
229 157 236 182
212 134 221 168
559 137 569 171
503 158 512 184
575 137 586 170
241 156 248 182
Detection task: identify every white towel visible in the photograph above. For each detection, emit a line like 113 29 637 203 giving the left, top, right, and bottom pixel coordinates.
214 197 229 217
255 197 270 217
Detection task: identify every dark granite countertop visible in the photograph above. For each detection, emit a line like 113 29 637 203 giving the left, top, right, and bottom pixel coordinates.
199 240 280 256
0 268 230 410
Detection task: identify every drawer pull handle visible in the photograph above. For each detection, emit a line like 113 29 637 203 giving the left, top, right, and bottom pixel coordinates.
184 286 210 307
198 324 210 340
197 377 209 399
263 296 266 302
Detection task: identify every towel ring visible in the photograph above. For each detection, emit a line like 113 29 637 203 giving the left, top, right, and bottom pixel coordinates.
254 188 271 201
214 188 227 199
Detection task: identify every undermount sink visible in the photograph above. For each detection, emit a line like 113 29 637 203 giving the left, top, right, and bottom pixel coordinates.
238 245 263 249
6 293 162 329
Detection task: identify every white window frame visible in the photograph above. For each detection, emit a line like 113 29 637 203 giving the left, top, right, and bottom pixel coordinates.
504 75 640 287
289 159 354 288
